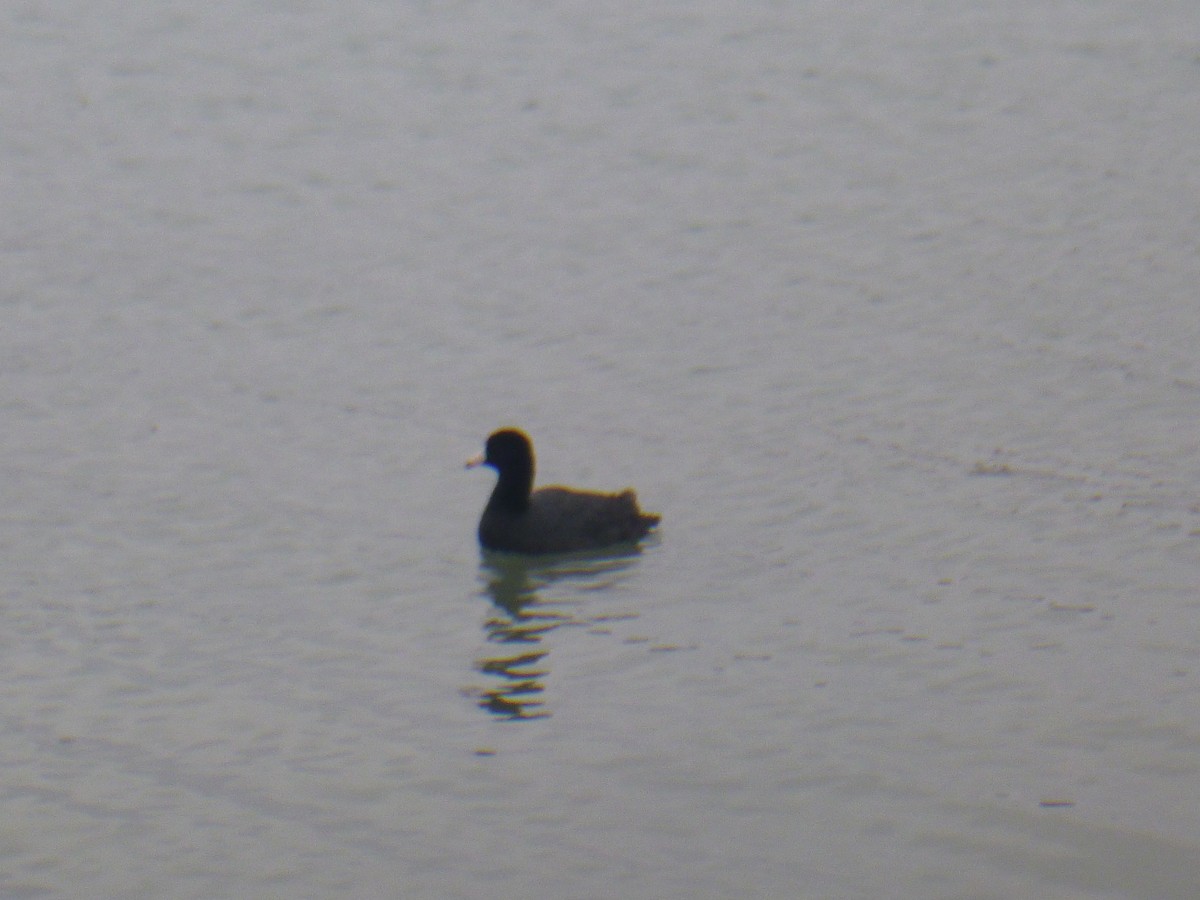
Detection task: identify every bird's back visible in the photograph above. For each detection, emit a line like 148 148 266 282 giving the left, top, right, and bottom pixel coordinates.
479 485 659 554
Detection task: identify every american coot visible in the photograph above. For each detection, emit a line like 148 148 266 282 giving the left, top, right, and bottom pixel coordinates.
466 428 661 554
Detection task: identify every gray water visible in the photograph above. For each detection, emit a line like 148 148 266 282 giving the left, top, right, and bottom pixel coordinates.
4 1 1200 897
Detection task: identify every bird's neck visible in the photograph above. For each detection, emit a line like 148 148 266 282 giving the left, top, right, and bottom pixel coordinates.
490 465 533 512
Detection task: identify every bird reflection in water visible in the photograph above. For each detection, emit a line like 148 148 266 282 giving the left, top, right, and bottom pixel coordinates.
468 548 645 720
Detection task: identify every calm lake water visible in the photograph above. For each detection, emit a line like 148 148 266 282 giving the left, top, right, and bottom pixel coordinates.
4 1 1200 897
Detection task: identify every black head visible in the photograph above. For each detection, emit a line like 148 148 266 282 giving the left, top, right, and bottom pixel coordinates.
482 428 535 474
468 428 536 511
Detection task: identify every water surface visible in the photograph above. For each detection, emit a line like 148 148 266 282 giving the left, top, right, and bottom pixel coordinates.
3 1 1199 897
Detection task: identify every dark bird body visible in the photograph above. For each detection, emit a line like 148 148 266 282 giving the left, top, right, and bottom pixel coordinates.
467 429 660 554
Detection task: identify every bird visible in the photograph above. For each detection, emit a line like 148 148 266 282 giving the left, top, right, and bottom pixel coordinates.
466 428 660 554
